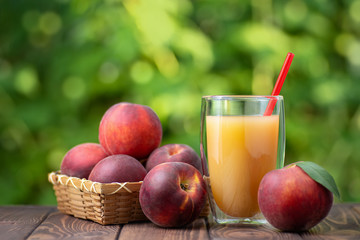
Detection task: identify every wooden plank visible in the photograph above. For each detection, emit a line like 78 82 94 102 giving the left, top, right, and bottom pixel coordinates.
0 204 359 239
302 203 360 239
27 211 121 240
0 205 55 240
208 203 360 239
353 204 360 217
208 220 302 240
118 218 209 240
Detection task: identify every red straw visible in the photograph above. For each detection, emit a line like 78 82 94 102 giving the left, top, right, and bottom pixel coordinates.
263 52 294 116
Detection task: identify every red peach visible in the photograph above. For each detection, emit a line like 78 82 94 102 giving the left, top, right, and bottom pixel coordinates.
60 143 108 179
139 162 207 228
146 144 203 174
99 102 162 159
258 164 333 232
88 154 147 183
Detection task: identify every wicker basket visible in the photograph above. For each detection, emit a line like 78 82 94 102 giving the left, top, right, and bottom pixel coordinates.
48 171 210 225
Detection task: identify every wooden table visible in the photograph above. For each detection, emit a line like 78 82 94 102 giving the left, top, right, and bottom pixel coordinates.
1 203 359 239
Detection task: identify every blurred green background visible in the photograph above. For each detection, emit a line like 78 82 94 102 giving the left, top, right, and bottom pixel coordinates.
1 0 359 205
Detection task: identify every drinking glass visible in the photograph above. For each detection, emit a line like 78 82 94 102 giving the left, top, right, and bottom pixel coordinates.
200 95 285 224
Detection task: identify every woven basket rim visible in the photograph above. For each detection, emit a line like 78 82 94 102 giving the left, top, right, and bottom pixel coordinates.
48 171 142 195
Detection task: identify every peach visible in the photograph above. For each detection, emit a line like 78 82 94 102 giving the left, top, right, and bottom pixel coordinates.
60 143 108 179
139 162 207 227
258 163 333 232
88 154 147 183
146 144 202 174
99 102 162 160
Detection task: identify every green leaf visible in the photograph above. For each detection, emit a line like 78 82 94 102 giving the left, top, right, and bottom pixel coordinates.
296 161 341 199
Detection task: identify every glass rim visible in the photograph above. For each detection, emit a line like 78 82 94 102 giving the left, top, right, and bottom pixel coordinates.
202 95 283 101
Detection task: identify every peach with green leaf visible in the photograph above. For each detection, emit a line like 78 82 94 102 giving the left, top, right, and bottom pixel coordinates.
258 161 340 232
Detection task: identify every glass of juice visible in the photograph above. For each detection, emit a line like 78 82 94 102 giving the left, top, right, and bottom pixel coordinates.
200 95 285 224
